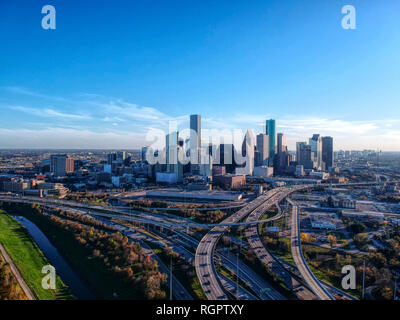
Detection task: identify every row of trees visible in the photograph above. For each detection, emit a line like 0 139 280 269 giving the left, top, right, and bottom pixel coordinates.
50 208 117 232
64 193 110 206
128 199 231 210
42 211 167 299
0 254 27 300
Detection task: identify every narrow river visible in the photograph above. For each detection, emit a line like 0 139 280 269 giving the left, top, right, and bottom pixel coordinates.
13 216 95 300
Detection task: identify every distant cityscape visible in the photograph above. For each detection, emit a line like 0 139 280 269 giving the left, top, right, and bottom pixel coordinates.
0 114 394 196
1 0 400 305
1 113 400 302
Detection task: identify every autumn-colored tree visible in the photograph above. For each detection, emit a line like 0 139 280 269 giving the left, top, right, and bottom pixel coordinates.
328 235 337 248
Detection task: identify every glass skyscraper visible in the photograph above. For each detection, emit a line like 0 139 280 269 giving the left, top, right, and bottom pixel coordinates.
266 119 276 166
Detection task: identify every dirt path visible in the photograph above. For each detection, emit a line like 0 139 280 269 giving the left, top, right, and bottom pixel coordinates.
0 242 37 300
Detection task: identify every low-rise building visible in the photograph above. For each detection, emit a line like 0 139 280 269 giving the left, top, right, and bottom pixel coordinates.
253 166 274 177
332 196 356 209
213 174 246 189
311 217 337 230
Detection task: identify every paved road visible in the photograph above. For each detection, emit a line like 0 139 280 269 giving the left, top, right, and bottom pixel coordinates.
0 242 36 300
195 188 289 300
2 196 264 300
218 272 257 300
217 250 285 300
289 201 335 300
274 255 357 300
245 198 317 300
1 197 193 300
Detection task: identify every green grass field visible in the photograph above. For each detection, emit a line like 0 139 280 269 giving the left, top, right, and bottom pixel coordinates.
3 203 149 299
0 210 73 300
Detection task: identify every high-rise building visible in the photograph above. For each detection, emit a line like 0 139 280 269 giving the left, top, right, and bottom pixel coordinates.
50 154 67 177
216 143 236 173
322 136 334 170
107 153 117 165
166 132 178 169
276 133 289 172
277 133 286 154
309 134 323 170
266 119 276 166
166 131 183 181
236 129 255 176
256 134 269 167
296 143 313 170
65 157 75 174
190 114 201 167
141 146 149 163
116 151 127 161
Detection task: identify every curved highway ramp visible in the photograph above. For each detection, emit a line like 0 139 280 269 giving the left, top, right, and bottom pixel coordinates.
289 201 335 300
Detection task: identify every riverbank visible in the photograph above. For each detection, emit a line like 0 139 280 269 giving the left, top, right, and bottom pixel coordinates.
0 211 73 300
0 242 35 300
2 202 162 299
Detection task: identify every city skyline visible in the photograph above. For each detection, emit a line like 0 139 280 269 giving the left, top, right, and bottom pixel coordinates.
1 0 400 150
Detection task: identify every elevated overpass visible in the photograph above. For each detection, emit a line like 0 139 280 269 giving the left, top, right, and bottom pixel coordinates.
194 186 308 300
245 203 318 300
288 199 335 300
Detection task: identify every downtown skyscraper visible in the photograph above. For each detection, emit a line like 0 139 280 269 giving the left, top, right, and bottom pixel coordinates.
266 119 276 167
190 114 201 173
322 136 334 170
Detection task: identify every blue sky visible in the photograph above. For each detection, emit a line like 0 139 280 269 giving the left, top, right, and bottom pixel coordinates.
0 0 399 150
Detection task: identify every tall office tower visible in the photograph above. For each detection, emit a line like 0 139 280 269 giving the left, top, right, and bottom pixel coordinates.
309 134 323 170
200 141 213 177
166 131 178 170
107 153 117 165
276 133 289 172
266 119 276 166
50 154 67 177
296 142 306 164
65 157 75 173
199 136 214 177
141 146 149 163
166 131 183 181
322 136 334 170
277 133 286 154
256 134 269 166
236 129 255 175
116 151 127 161
190 114 201 167
297 143 314 170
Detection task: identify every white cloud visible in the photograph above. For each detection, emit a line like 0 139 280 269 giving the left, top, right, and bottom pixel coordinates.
2 87 400 151
11 106 91 120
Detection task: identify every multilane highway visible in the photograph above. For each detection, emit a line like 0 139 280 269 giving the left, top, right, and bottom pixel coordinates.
2 181 395 300
194 187 309 300
289 199 335 300
194 189 282 300
245 200 317 300
1 195 270 300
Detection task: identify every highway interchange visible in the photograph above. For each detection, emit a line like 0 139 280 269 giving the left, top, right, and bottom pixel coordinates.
1 180 398 300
